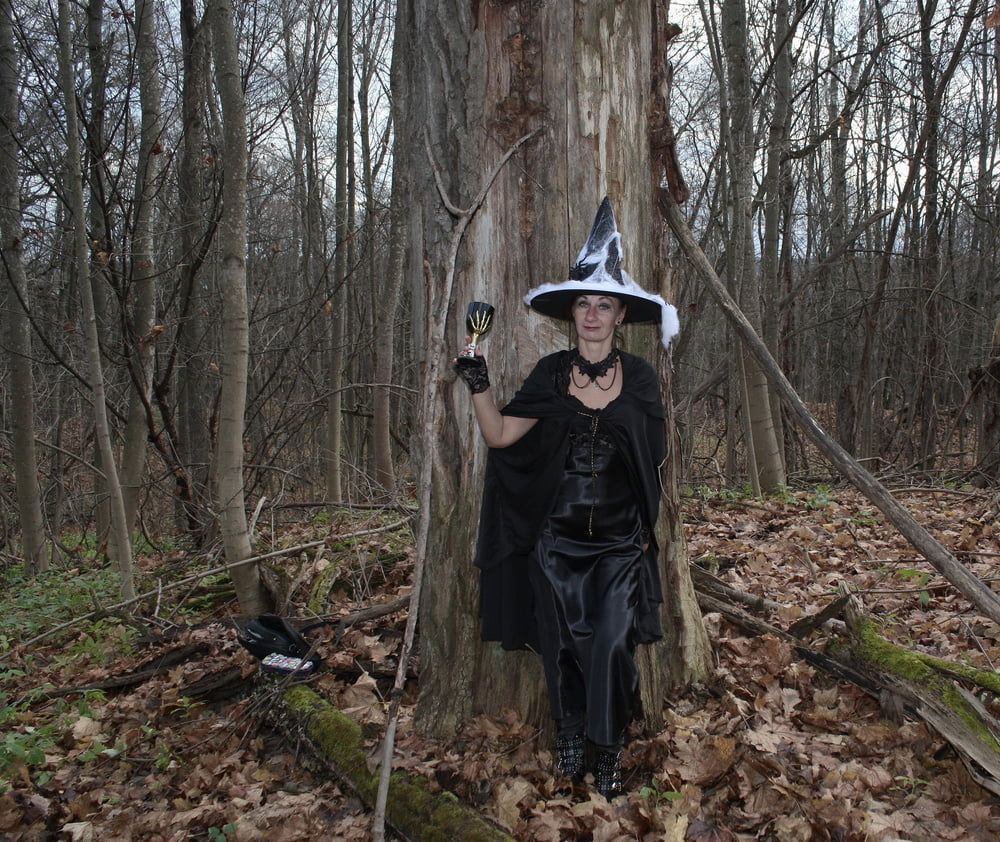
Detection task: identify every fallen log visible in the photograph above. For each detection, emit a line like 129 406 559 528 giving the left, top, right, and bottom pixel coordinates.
696 591 879 695
40 643 211 699
701 586 1000 796
842 594 1000 796
271 683 513 842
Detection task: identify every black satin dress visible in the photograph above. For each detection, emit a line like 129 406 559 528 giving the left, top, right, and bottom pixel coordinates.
529 404 643 747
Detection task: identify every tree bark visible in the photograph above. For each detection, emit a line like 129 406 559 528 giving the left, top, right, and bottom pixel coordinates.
326 0 351 504
0 0 48 573
721 0 785 493
176 0 213 539
759 0 792 476
58 0 135 600
404 0 711 740
209 0 269 615
86 0 112 547
971 314 1000 484
372 12 406 493
120 0 165 533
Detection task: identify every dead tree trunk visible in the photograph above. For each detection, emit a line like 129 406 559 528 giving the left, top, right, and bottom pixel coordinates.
403 0 711 739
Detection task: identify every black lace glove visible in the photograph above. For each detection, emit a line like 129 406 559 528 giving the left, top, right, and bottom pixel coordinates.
455 355 490 394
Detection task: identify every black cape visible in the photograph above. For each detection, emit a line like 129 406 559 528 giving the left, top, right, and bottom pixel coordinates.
473 350 666 651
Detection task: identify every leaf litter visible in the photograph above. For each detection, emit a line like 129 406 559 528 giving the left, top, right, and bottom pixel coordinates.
2 487 1000 839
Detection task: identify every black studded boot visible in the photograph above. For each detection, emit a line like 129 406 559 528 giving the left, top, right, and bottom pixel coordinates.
593 746 624 799
554 732 586 782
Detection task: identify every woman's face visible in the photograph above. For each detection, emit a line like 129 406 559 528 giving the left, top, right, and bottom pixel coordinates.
572 295 625 343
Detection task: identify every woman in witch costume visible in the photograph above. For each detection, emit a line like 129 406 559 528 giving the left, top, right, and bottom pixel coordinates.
455 197 679 798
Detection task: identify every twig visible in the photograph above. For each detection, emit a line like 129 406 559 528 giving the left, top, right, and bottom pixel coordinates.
248 496 267 541
371 126 539 842
269 500 418 513
325 595 409 636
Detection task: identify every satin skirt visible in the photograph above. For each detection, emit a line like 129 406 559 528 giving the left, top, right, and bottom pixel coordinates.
530 428 643 746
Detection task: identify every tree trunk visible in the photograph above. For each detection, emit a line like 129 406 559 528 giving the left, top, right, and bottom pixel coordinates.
371 8 406 493
326 0 351 505
86 0 112 548
722 0 785 493
58 0 135 600
209 0 269 615
403 0 711 739
120 0 165 533
0 0 48 573
176 0 213 539
759 0 792 478
972 314 1000 484
911 0 942 468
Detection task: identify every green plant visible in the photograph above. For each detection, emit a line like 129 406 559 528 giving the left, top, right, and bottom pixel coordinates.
167 696 201 718
769 485 797 505
0 725 57 780
208 823 238 841
155 741 173 771
894 568 931 586
638 784 683 802
688 483 755 502
805 484 835 509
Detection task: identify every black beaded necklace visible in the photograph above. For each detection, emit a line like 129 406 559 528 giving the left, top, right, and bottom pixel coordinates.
570 348 619 391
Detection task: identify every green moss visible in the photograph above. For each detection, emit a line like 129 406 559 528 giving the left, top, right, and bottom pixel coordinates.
852 618 1000 753
307 563 341 614
912 652 1000 697
282 686 512 841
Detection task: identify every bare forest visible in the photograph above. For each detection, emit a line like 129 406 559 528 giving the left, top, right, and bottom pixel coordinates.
2 0 1000 838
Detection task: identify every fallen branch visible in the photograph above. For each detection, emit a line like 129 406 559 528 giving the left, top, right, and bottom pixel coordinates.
660 187 1000 625
328 595 409 637
36 643 211 699
696 591 878 695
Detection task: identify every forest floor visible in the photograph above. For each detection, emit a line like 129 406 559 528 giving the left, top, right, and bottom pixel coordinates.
3 483 1000 841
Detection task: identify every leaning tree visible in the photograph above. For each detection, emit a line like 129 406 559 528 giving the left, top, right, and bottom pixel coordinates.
398 0 711 738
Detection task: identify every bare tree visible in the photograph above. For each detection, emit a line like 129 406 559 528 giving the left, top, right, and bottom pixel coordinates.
326 0 351 504
119 0 166 533
722 0 785 492
57 0 135 599
209 0 269 614
1 0 48 573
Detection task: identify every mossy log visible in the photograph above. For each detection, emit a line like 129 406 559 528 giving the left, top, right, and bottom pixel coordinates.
277 684 513 842
844 600 1000 795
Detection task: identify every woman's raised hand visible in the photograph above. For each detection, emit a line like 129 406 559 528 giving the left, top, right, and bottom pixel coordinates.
454 335 490 394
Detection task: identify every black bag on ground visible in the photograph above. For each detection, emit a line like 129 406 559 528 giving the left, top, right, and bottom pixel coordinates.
237 614 312 660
